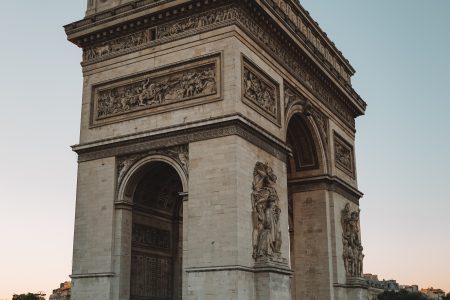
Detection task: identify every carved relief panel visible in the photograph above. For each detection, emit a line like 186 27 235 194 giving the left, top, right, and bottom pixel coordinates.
242 57 281 125
334 133 355 177
91 53 221 126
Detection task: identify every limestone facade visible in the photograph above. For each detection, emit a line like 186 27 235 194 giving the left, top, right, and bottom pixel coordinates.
65 0 368 299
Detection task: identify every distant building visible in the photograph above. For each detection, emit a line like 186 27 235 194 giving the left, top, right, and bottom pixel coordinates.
364 274 400 292
363 273 420 299
49 281 71 300
401 285 419 293
421 287 446 299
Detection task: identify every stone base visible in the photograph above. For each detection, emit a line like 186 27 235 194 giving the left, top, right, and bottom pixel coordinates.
334 277 369 300
346 276 369 288
254 256 292 300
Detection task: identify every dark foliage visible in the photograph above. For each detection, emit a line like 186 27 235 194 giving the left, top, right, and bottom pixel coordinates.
377 290 428 300
12 293 45 300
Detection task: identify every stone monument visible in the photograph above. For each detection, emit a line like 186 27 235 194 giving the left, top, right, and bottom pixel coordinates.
65 0 368 299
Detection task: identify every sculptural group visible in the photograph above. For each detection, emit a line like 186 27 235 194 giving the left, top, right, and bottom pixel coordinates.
251 162 282 259
342 203 364 277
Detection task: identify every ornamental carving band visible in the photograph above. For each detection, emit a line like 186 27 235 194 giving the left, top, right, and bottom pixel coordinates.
251 162 282 259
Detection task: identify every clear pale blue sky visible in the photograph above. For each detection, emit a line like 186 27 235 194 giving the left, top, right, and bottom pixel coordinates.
0 1 449 298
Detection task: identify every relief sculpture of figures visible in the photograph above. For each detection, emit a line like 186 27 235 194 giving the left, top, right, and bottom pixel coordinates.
84 30 151 61
244 68 277 118
96 65 216 119
251 162 282 259
341 203 364 277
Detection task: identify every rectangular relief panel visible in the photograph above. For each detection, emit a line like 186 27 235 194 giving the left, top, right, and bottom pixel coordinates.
333 132 355 178
241 56 281 126
91 53 222 126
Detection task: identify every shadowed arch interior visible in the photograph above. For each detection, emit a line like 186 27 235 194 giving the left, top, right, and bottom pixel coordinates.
286 114 319 175
130 161 183 300
134 161 183 216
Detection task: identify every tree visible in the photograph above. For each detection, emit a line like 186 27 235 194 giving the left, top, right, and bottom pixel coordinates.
12 293 45 300
442 293 450 300
377 290 428 300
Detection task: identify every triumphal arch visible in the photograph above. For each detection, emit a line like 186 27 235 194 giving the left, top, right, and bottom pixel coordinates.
65 0 368 299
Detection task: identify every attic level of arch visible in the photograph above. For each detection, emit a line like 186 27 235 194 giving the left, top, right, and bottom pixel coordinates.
68 0 354 80
65 0 366 127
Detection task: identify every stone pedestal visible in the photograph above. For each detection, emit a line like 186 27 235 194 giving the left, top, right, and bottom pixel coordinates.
254 257 292 300
343 277 369 299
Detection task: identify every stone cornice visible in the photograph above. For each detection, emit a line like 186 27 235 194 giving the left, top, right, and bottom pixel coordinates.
288 175 363 204
185 265 293 275
64 0 224 43
70 272 115 279
264 0 355 76
64 0 176 36
65 0 355 84
72 114 290 162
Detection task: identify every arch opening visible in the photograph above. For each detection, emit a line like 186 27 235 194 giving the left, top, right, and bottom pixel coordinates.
130 161 183 300
286 113 319 178
286 113 323 299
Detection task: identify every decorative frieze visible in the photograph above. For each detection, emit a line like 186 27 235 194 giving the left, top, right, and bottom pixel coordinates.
83 29 153 61
242 57 280 125
157 7 235 40
251 162 282 260
334 133 354 177
92 54 220 126
341 203 364 277
82 6 237 64
270 0 352 83
75 118 289 163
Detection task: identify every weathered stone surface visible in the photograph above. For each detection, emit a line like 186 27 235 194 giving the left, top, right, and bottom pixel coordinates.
66 0 368 299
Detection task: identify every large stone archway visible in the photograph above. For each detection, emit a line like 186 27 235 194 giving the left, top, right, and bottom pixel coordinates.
130 161 183 300
286 112 328 299
112 155 188 300
67 1 368 299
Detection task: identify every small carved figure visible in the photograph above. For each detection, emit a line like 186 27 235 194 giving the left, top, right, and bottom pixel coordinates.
251 162 282 260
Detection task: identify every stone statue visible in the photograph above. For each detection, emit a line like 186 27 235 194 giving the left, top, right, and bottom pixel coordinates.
341 203 364 277
251 162 282 259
